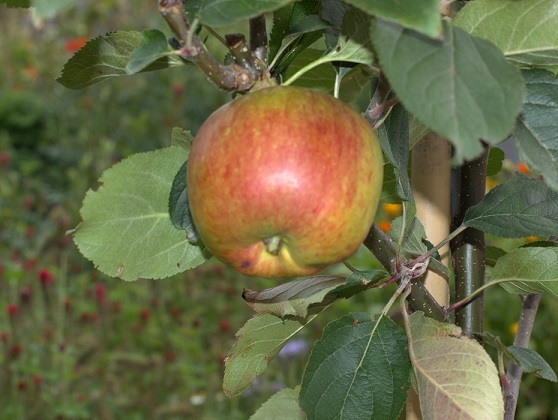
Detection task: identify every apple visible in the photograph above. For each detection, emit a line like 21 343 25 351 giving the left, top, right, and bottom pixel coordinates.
187 86 383 278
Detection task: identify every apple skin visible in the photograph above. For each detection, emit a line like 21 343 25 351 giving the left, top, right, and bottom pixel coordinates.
187 86 383 278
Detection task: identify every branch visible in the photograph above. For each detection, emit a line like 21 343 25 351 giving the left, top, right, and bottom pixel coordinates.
158 0 258 92
249 15 268 63
504 293 542 420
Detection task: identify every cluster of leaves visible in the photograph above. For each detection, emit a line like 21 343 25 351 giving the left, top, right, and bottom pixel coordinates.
4 0 558 418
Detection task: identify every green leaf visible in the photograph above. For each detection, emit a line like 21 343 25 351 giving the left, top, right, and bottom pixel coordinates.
372 19 525 164
197 0 297 27
514 70 558 192
486 246 507 267
0 0 31 7
223 314 315 398
299 313 411 420
126 29 180 74
463 173 558 238
321 0 351 50
73 147 209 281
345 0 441 38
243 273 385 319
381 162 401 204
454 0 558 73
491 247 558 299
377 103 413 202
507 345 558 382
283 8 375 85
250 387 305 420
170 127 194 150
57 31 172 90
168 161 200 243
405 312 504 419
486 147 505 177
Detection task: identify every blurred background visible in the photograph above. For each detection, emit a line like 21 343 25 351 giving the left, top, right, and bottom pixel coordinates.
0 1 556 418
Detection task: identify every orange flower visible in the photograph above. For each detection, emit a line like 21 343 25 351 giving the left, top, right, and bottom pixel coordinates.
516 161 530 174
376 220 391 233
64 36 88 54
382 203 403 219
509 322 519 336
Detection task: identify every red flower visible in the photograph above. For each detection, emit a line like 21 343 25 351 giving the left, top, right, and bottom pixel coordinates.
33 375 43 388
64 36 88 54
20 286 33 304
94 283 107 306
17 381 26 391
140 308 150 322
11 344 22 358
38 268 55 287
0 151 9 165
218 319 231 333
7 303 19 318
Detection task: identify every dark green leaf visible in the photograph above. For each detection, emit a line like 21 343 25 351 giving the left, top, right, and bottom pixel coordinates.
463 173 558 237
377 103 413 202
381 162 401 204
321 0 351 50
507 345 558 382
454 0 558 73
73 147 209 281
486 147 505 177
224 314 315 398
372 19 525 164
168 161 200 243
57 31 174 90
485 246 507 267
126 29 179 75
345 0 441 37
491 247 558 299
300 313 411 420
514 70 558 191
250 387 305 420
198 0 297 27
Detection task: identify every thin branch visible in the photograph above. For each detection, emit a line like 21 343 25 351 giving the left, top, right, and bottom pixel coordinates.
504 293 543 420
158 0 258 92
249 15 268 63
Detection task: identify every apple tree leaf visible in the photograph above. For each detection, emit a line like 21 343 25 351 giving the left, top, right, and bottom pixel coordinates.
463 173 558 238
0 0 30 7
57 31 172 90
345 0 441 38
223 314 316 398
242 272 386 319
72 147 209 281
491 247 558 300
196 0 297 27
125 29 182 74
299 313 411 420
454 0 558 74
486 147 505 177
485 246 507 267
372 19 525 164
507 345 558 382
170 127 194 151
250 387 305 420
514 70 558 192
405 312 504 419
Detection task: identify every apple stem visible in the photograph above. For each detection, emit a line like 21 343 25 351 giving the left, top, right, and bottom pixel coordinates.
263 236 283 255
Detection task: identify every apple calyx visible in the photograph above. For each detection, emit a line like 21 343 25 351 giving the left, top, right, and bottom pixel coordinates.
263 236 283 256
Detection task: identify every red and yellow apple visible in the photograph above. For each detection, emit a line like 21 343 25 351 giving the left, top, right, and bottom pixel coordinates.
187 86 383 278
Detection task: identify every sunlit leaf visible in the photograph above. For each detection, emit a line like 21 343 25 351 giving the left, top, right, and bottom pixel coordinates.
406 312 504 419
514 70 558 192
223 314 316 398
454 0 558 73
491 247 558 299
73 147 209 281
372 19 525 164
507 345 558 382
300 313 411 420
250 387 305 420
463 173 558 238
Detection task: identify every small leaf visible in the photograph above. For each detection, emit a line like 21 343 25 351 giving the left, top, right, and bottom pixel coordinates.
344 0 441 38
197 0 297 27
486 246 507 267
243 273 385 319
463 173 558 238
223 314 316 398
377 103 413 202
372 19 525 164
491 247 558 299
514 69 558 192
454 0 558 73
57 31 172 90
486 147 505 177
250 387 305 420
126 29 180 74
507 345 558 382
168 162 200 243
73 147 209 281
170 127 194 150
299 313 411 420
405 312 504 419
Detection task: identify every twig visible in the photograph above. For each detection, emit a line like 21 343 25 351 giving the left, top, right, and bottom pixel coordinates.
504 293 542 420
249 15 268 63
